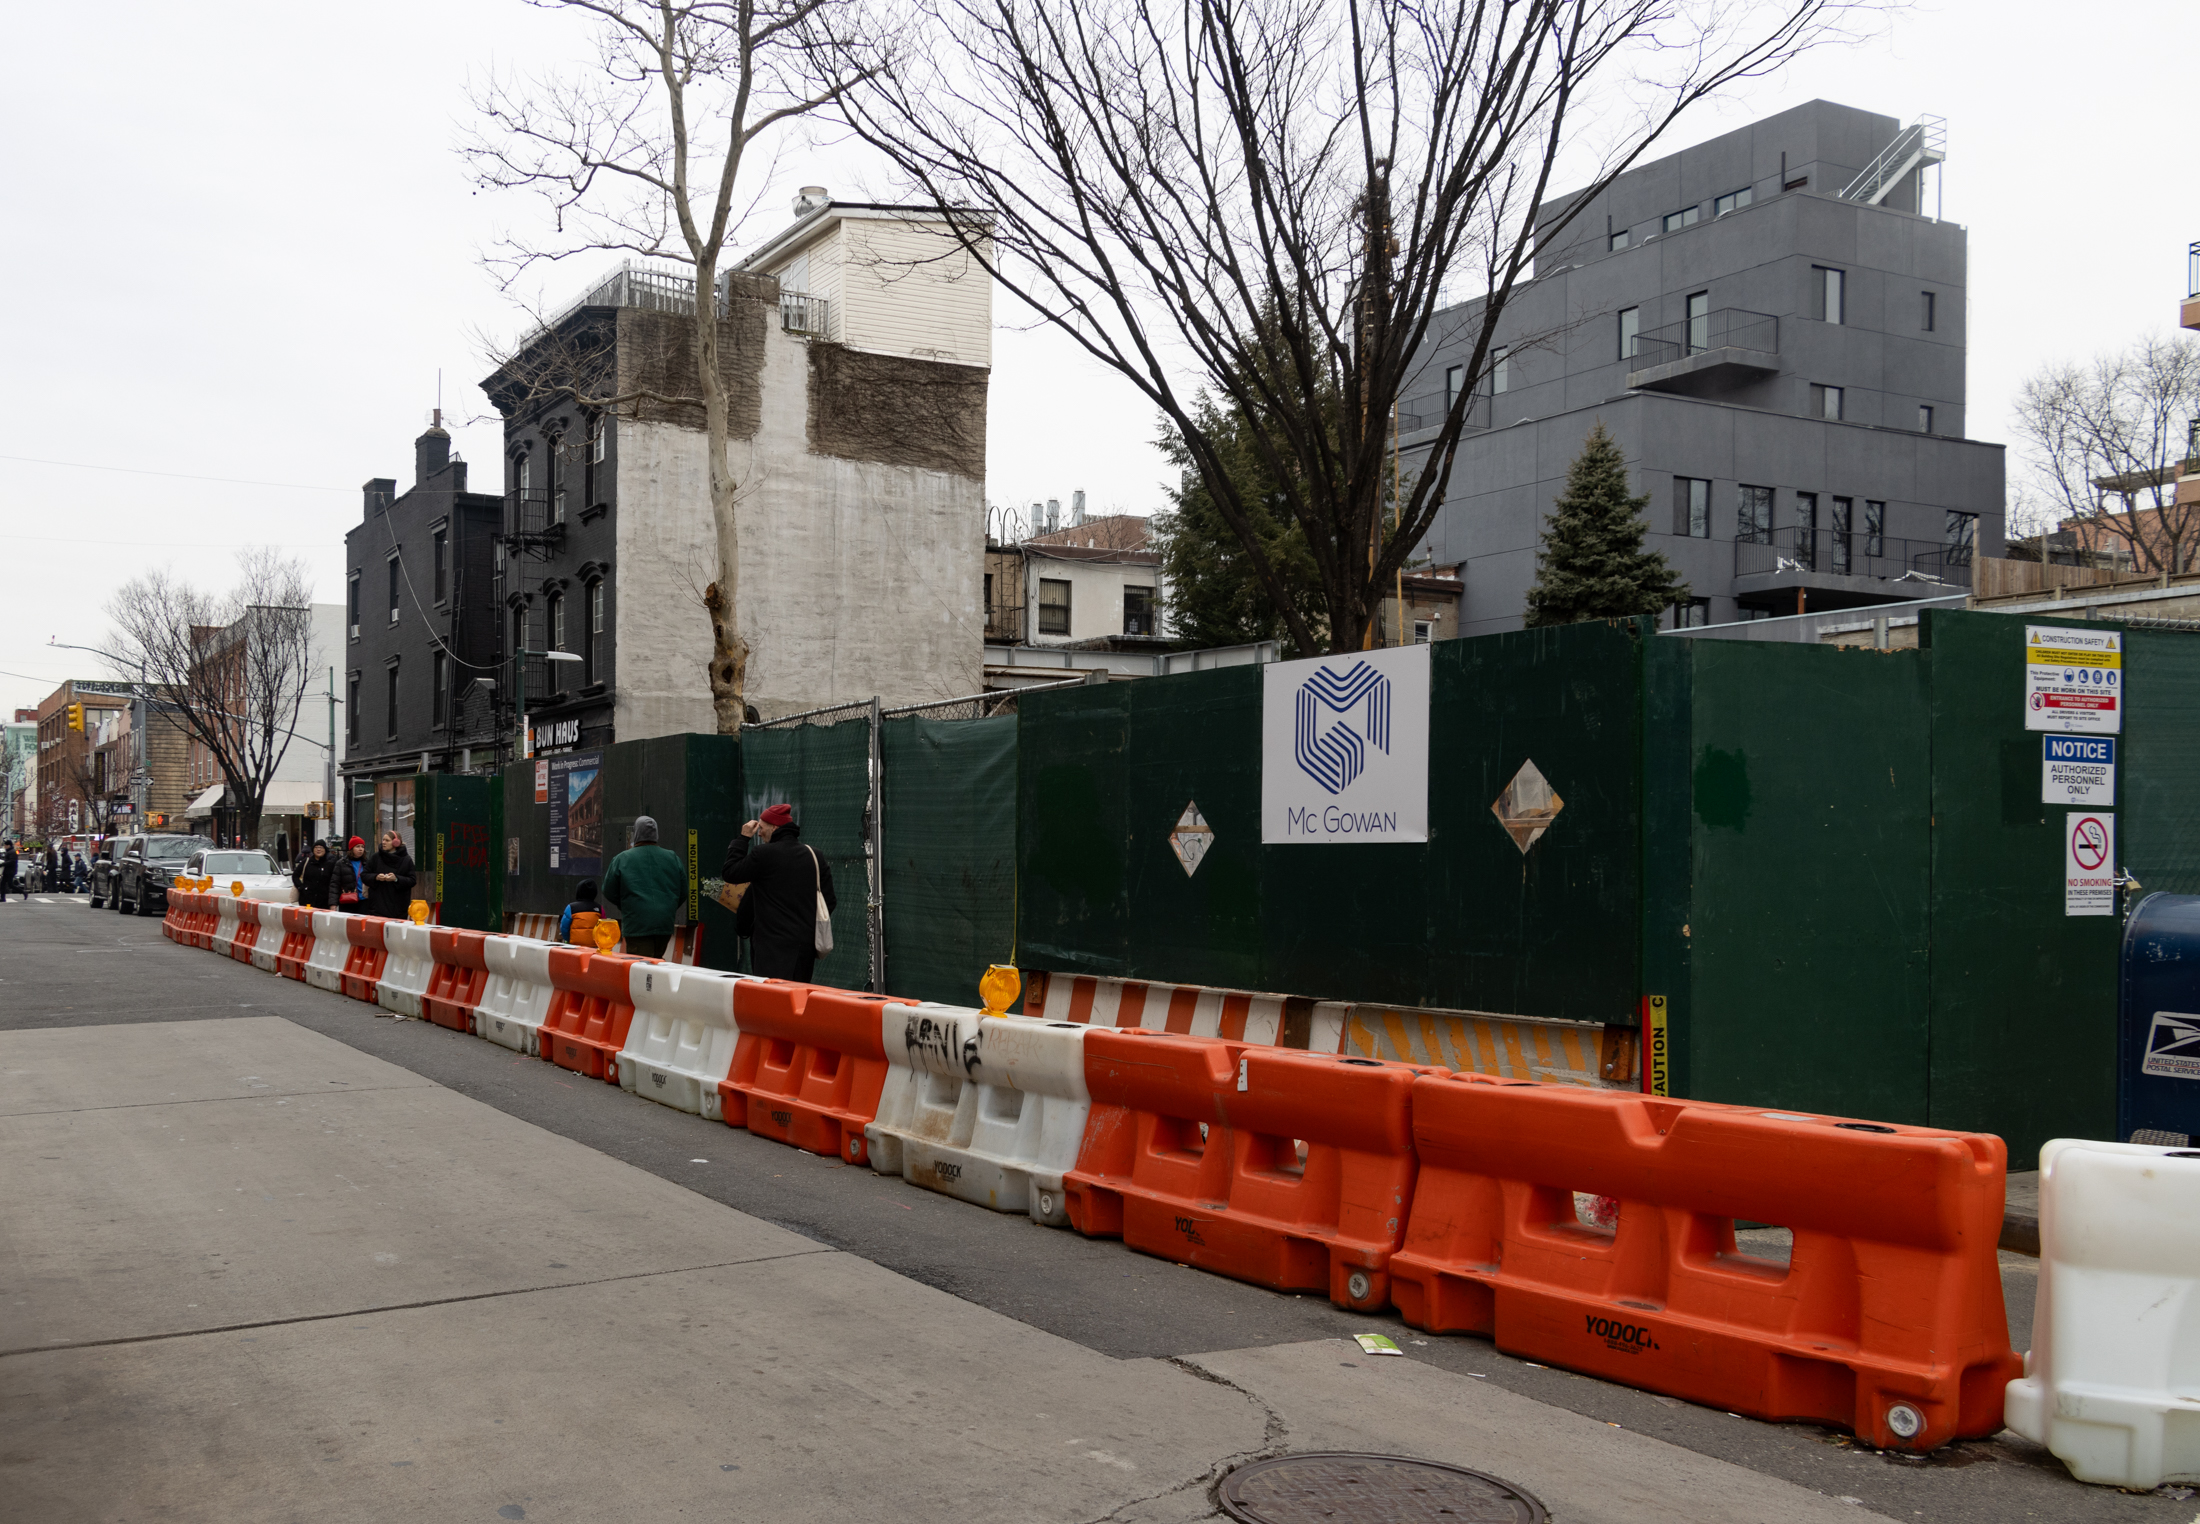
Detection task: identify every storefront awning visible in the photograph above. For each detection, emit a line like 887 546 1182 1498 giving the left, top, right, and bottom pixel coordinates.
259 781 322 814
184 785 226 817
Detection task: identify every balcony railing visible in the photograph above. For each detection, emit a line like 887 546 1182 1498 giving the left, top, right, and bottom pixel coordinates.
1395 388 1492 435
1734 527 1973 589
503 490 567 562
2188 240 2199 301
779 291 831 337
1632 308 1780 369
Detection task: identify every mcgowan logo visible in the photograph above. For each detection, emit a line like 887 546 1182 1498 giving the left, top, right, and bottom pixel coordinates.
1294 662 1392 794
1173 1215 1208 1246
1586 1314 1659 1353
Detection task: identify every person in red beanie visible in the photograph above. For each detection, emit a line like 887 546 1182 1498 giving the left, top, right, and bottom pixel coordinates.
336 836 371 912
722 802 836 981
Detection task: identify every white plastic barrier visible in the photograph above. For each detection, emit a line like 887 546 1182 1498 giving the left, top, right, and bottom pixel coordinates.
865 1006 1093 1227
303 910 352 994
617 962 747 1119
374 921 436 1019
209 895 245 959
475 936 557 1056
2005 1139 2200 1488
247 901 284 974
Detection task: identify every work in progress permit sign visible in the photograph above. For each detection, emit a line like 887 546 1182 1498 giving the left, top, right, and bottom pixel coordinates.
2065 811 2117 916
2025 625 2122 733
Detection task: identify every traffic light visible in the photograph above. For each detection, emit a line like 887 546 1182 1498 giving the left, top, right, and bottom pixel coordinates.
65 703 84 732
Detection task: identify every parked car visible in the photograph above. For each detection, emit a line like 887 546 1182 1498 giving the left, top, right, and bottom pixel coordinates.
185 848 297 904
110 833 215 916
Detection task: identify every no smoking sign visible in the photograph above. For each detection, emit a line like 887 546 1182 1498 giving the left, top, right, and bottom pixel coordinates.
2066 812 2116 916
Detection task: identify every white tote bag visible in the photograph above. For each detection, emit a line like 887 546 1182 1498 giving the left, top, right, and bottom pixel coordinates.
805 846 834 955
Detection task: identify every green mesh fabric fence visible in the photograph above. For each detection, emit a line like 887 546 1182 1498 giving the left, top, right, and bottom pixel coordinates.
738 718 873 990
880 714 1018 1007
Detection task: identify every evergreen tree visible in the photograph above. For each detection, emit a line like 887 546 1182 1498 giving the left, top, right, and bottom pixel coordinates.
1523 424 1688 627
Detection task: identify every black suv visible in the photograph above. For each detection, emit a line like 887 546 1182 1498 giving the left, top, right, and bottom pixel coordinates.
105 834 214 916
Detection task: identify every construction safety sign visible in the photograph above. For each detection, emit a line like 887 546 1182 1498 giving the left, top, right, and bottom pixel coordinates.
2025 625 2122 734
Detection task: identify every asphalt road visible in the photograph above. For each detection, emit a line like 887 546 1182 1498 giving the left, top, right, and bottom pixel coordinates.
1 893 2186 1522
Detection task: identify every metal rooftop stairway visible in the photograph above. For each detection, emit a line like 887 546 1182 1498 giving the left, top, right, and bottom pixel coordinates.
1840 116 1945 205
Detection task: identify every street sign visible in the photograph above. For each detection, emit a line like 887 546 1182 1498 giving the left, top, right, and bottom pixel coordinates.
2066 811 2117 916
2025 624 2122 733
2043 736 2116 807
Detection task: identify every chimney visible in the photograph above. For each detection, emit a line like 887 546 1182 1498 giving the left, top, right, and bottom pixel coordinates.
363 477 398 518
793 185 830 216
1071 490 1086 527
415 421 451 486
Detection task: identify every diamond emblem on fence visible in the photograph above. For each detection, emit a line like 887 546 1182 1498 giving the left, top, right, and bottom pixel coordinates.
1169 803 1215 877
1491 760 1564 854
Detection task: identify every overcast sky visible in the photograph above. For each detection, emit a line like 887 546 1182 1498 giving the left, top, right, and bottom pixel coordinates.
0 0 2187 721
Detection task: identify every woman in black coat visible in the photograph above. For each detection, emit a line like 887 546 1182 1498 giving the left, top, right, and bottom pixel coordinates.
363 832 417 919
296 840 336 909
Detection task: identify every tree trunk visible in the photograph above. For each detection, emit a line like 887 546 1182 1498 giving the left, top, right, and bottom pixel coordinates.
694 258 751 735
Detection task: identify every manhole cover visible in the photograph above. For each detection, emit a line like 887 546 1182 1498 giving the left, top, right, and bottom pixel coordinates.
1219 1452 1548 1523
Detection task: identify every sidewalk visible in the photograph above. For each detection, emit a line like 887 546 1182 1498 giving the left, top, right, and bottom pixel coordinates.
1 1016 1888 1524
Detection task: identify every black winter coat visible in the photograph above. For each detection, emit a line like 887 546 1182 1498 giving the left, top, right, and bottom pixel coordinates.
722 827 836 979
298 854 337 910
363 848 417 919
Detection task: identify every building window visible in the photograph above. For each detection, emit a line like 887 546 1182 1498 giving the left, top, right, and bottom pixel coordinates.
585 580 604 686
1685 291 1709 355
1674 598 1712 629
347 574 360 640
515 454 530 497
1492 348 1511 394
1609 228 1632 253
1810 384 1845 421
1663 205 1700 233
1945 510 1977 565
1794 491 1819 570
1918 404 1935 434
1831 496 1853 574
590 417 607 464
1674 477 1711 538
1921 291 1936 332
549 592 566 656
1037 578 1072 636
432 651 448 727
385 663 399 741
1413 621 1433 644
1864 500 1886 557
387 556 401 623
1815 266 1846 324
1737 484 1774 545
347 673 359 745
1617 307 1640 361
432 528 448 604
1672 479 1707 539
983 572 993 621
1123 585 1155 637
547 442 564 525
1713 186 1753 216
1444 365 1464 410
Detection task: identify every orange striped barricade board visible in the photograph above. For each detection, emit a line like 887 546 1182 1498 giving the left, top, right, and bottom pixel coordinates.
866 1006 1093 1227
617 962 747 1119
1024 971 1328 1048
246 901 284 974
374 920 436 1019
504 912 562 943
1064 1030 1419 1311
1386 1076 2020 1452
476 937 557 1056
1339 1005 1638 1089
338 916 390 1003
540 948 642 1082
303 910 354 994
719 982 893 1164
275 906 316 980
420 928 492 1033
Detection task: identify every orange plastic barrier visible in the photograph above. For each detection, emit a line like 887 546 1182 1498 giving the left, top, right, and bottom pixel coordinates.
719 982 893 1164
193 893 220 949
1386 1076 2019 1451
275 906 316 980
338 916 389 1002
540 947 642 1081
161 891 190 943
227 901 264 964
1064 1030 1418 1310
421 928 492 1033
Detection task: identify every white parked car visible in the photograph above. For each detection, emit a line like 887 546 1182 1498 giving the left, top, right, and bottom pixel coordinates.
185 849 298 903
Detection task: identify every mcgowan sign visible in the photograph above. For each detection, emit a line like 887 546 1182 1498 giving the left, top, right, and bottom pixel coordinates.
1261 644 1430 844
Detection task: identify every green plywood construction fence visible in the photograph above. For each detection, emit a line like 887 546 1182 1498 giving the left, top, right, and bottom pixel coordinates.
879 715 1018 1008
738 719 871 991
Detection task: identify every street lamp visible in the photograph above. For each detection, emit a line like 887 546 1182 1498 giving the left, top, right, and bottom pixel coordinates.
515 649 584 761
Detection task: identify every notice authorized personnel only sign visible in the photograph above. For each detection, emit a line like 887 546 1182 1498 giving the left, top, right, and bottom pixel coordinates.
2042 736 2115 806
2025 624 2122 734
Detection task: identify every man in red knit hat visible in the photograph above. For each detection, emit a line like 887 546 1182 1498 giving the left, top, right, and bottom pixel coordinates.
722 802 836 982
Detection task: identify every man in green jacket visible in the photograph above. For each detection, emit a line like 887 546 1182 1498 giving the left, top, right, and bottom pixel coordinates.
598 815 686 958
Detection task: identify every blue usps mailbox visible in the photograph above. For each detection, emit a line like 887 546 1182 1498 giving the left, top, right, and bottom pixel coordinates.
2119 893 2200 1144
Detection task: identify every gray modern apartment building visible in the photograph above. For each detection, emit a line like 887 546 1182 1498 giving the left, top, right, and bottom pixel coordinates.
1403 100 2004 633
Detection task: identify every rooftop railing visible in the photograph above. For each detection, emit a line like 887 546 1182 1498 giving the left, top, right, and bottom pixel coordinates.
1734 527 1973 589
1632 308 1779 369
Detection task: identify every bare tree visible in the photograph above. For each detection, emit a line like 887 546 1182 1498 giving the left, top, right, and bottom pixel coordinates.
839 0 1857 655
465 0 878 733
103 550 317 848
2013 334 2200 575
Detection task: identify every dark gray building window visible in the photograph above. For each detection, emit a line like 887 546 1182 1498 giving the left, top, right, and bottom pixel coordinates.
1810 384 1845 421
1618 307 1640 360
585 580 604 686
548 442 565 526
1921 291 1936 332
549 592 566 657
1713 186 1753 216
1124 585 1155 636
1831 496 1853 574
1945 510 1977 565
1492 348 1512 394
1663 205 1700 233
347 574 360 641
1674 598 1711 628
1609 228 1632 253
1865 500 1886 556
1794 492 1818 570
385 663 399 740
1445 365 1464 410
1815 266 1846 324
1037 578 1071 636
387 557 401 624
1737 485 1774 544
1685 292 1709 355
1674 477 1711 538
347 673 360 745
432 528 448 604
432 651 448 727
1918 404 1934 434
